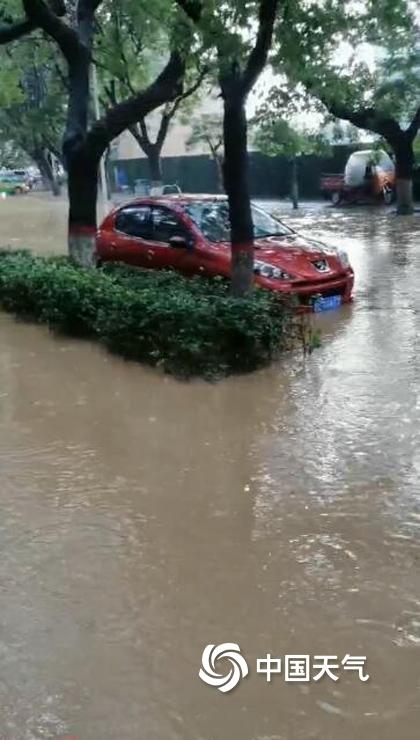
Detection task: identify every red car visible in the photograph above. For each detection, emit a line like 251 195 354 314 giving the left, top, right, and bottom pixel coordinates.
96 195 354 312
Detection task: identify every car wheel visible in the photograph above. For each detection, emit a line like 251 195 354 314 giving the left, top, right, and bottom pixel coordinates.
331 191 342 206
383 186 394 205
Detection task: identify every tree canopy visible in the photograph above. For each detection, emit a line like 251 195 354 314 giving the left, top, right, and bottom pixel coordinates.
269 0 420 211
0 30 65 189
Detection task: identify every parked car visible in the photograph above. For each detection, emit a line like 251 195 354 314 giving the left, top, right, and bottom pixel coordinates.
96 195 354 312
0 174 30 195
321 149 395 205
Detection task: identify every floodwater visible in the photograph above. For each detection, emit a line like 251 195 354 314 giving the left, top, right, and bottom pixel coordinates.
1 194 420 739
0 193 67 254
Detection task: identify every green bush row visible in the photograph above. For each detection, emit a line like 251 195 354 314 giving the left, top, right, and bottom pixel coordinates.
0 250 295 379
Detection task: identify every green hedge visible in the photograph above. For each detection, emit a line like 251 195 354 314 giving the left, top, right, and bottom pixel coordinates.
0 250 295 379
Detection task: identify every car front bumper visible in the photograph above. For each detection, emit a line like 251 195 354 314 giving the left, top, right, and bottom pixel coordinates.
257 270 354 311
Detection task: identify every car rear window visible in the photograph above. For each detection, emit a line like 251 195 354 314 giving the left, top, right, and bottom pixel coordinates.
115 206 152 239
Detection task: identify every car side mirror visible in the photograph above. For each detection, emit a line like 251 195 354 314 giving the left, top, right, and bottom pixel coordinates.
169 235 192 250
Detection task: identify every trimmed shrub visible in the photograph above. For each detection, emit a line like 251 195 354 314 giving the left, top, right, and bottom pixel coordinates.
0 250 295 379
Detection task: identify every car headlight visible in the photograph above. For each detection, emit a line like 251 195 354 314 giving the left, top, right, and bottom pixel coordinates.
321 244 350 267
337 249 349 267
254 260 292 280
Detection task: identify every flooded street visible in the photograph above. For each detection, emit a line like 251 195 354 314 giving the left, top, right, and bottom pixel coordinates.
1 195 420 739
0 193 67 255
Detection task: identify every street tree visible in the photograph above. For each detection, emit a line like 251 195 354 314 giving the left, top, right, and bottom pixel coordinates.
175 0 280 296
99 9 208 185
127 71 206 185
0 38 65 193
253 118 330 208
186 113 224 192
97 0 207 186
20 0 190 265
272 0 420 214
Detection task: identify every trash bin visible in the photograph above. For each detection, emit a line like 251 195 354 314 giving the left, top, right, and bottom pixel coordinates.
134 179 151 195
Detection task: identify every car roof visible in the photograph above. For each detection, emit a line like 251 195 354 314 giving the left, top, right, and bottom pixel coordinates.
118 194 228 209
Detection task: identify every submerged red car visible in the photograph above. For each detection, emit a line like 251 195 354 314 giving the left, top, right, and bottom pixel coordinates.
96 195 354 312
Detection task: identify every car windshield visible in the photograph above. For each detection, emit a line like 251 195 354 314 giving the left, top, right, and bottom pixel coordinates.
184 201 294 243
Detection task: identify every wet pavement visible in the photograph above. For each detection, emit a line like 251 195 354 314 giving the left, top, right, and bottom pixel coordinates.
1 195 420 739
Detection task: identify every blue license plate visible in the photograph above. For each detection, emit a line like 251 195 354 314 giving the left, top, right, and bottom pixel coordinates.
313 295 342 313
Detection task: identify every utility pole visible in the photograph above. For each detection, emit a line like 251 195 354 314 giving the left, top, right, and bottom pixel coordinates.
91 63 109 220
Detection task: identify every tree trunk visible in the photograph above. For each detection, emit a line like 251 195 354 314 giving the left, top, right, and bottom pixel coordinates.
63 51 184 265
22 1 186 269
63 48 95 266
130 126 164 187
33 149 61 196
222 94 254 297
104 148 112 200
211 149 224 193
215 154 224 193
148 145 163 185
391 136 415 215
291 157 299 209
51 177 61 197
396 178 413 214
67 152 98 267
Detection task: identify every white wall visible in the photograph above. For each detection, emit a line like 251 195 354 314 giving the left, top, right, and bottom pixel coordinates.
111 91 223 161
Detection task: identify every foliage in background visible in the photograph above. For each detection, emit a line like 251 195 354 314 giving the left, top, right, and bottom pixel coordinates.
97 0 208 183
18 0 193 265
186 112 224 191
253 118 331 207
0 250 298 379
0 34 65 191
0 138 29 168
270 0 420 213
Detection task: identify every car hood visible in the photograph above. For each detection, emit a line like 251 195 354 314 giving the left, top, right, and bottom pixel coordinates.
252 234 344 278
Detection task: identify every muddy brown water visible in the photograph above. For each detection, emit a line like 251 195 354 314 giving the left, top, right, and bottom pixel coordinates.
1 194 420 739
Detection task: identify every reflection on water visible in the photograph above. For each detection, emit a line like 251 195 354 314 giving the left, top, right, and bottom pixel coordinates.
1 198 420 739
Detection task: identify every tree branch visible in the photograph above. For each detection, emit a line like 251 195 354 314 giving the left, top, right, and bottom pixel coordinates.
124 13 144 62
214 136 223 152
0 19 34 44
156 113 171 150
325 100 401 142
129 123 148 151
86 51 185 160
22 0 83 61
77 0 101 47
53 60 69 91
41 135 63 163
138 64 207 154
104 80 117 105
407 105 420 141
167 65 207 117
139 117 150 143
302 72 403 143
174 0 202 23
243 0 280 93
